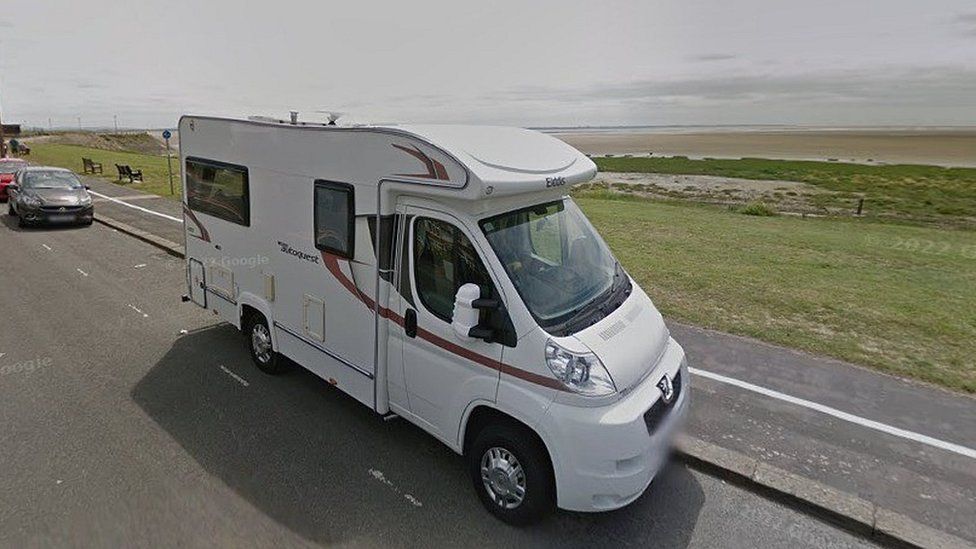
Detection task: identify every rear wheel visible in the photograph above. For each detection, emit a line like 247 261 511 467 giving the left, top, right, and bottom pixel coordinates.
245 313 287 375
468 423 555 525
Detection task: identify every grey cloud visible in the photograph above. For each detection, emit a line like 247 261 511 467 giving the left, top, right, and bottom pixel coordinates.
475 66 976 125
954 12 976 35
492 66 976 106
691 53 737 62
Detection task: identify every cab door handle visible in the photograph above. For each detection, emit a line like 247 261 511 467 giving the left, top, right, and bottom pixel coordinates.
404 309 417 338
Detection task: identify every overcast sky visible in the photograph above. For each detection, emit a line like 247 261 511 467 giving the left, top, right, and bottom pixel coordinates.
1 0 974 128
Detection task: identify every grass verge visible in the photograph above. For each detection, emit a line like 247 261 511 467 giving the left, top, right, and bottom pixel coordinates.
576 193 976 393
26 143 182 198
594 156 976 227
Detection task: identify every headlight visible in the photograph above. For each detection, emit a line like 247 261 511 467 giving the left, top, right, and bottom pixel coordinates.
22 194 42 207
545 339 616 396
78 195 93 206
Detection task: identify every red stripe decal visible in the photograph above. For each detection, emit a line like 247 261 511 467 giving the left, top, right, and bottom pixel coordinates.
392 143 450 181
320 251 565 391
182 203 211 242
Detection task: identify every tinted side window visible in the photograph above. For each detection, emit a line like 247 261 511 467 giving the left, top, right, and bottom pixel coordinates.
186 158 250 226
413 218 492 322
314 181 355 258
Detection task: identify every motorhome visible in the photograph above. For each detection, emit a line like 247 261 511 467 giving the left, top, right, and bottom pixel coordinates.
179 115 690 524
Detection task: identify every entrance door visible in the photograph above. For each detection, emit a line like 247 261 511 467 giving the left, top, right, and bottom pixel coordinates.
188 258 207 307
400 206 503 440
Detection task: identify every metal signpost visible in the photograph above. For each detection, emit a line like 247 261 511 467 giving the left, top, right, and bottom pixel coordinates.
163 129 174 195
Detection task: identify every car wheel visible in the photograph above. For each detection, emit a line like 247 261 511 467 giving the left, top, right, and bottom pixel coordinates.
17 214 26 228
245 313 287 375
8 201 15 216
468 423 555 525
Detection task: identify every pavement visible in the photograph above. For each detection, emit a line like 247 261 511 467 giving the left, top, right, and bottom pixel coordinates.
4 175 974 547
85 177 184 245
0 214 881 548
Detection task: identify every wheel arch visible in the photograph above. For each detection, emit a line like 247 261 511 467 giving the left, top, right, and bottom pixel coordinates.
461 404 554 467
238 294 276 348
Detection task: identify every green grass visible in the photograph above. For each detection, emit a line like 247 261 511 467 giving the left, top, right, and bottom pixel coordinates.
594 156 976 227
576 193 976 393
739 201 778 216
26 143 181 198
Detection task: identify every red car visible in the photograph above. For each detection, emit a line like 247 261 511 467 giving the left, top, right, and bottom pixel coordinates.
0 158 29 202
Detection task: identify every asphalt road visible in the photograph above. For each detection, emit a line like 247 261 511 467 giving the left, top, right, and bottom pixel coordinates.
0 215 881 547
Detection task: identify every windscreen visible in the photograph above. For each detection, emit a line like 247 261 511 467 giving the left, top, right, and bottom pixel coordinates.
22 171 84 189
480 198 617 328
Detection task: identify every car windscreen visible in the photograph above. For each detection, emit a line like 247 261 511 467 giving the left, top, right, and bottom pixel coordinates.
480 198 618 329
22 171 84 189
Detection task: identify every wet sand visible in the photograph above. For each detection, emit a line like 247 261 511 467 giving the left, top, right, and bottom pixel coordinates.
556 129 976 168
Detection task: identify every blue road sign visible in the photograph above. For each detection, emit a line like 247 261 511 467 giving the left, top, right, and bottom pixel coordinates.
162 130 172 140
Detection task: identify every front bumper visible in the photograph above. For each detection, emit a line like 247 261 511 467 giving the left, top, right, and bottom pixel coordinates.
18 204 94 224
539 337 690 512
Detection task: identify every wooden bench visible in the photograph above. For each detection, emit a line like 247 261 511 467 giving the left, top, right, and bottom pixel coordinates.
115 164 143 183
82 157 103 174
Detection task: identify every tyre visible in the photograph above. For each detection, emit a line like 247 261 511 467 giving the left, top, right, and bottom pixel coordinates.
468 423 555 525
8 201 15 216
245 313 287 375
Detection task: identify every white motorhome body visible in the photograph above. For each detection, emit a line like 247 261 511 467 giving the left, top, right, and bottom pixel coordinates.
180 115 689 522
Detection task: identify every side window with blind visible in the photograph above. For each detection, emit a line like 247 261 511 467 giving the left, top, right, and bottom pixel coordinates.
185 157 250 226
413 217 493 323
314 180 355 258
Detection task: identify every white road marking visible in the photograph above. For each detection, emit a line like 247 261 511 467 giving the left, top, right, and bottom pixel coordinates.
219 365 249 387
41 244 52 251
134 264 147 269
93 194 161 202
126 304 149 318
0 353 5 359
87 190 183 223
76 268 89 277
403 494 423 508
368 469 424 507
690 367 976 460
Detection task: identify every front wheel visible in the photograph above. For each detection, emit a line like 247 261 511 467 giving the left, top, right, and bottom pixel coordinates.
245 314 287 375
8 201 15 216
468 423 555 525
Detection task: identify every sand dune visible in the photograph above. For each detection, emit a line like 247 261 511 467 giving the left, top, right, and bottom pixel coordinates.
556 129 976 168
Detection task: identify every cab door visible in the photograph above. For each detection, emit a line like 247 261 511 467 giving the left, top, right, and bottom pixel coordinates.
400 206 504 441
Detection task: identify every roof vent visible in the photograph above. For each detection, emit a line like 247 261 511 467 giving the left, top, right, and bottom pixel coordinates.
290 111 299 125
315 111 344 126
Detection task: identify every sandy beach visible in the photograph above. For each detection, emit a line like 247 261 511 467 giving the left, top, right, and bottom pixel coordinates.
555 128 976 168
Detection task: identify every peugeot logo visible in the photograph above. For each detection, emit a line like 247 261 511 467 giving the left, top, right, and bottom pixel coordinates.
657 374 675 404
58 207 66 212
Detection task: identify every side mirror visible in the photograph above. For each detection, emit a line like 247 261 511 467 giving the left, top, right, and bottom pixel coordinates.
84 185 91 190
7 183 18 191
452 283 499 343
